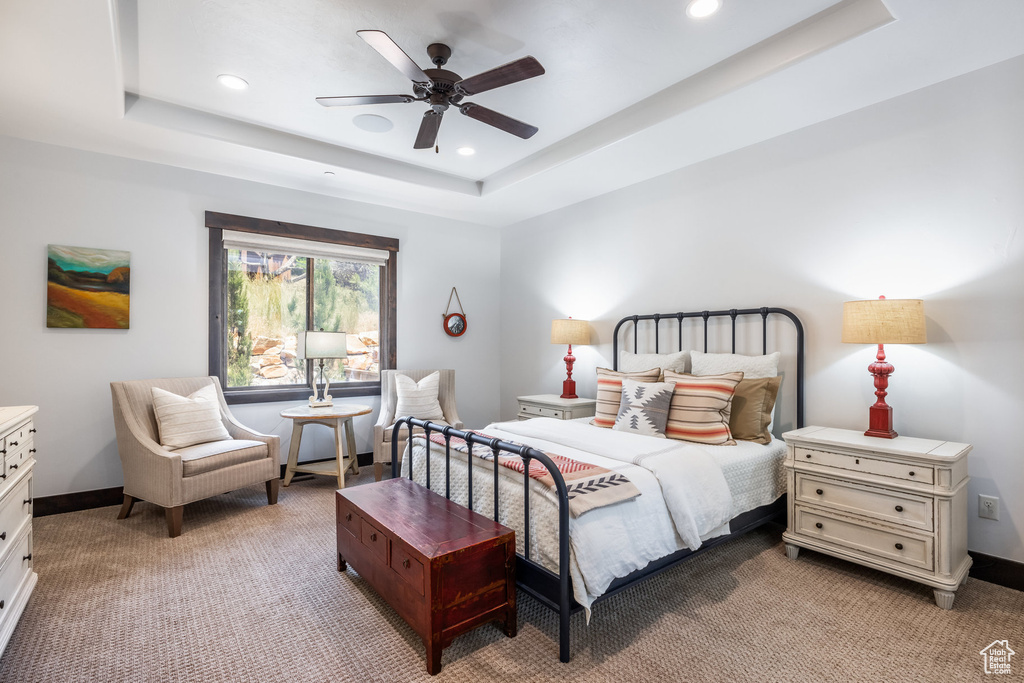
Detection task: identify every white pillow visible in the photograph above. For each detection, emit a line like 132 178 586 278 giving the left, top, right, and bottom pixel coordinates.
691 350 780 379
152 384 231 449
612 379 674 438
394 372 446 423
619 350 690 374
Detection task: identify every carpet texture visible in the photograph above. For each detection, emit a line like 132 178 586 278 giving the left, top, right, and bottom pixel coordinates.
1 472 1021 682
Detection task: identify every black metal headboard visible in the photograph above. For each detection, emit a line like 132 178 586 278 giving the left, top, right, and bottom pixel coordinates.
612 307 804 428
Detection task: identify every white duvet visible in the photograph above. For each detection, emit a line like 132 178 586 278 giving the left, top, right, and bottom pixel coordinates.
406 418 785 615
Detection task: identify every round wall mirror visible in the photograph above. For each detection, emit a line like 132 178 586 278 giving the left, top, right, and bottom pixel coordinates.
444 312 467 337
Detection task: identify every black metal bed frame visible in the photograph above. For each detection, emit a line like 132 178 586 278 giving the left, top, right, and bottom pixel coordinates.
392 307 804 664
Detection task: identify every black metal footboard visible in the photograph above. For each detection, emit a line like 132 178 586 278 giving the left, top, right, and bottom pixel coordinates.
391 417 574 662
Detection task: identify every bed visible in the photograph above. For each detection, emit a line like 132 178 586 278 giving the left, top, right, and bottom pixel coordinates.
391 307 805 663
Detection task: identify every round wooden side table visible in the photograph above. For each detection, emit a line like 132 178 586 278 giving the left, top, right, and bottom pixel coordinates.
280 404 371 488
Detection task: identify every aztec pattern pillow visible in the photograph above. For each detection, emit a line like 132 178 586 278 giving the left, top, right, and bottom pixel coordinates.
394 372 447 423
662 370 744 445
618 350 690 375
691 350 780 379
729 376 782 444
613 379 674 438
152 384 231 449
592 367 662 428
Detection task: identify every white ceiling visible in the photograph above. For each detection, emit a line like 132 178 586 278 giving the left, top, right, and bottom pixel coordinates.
1 0 1023 227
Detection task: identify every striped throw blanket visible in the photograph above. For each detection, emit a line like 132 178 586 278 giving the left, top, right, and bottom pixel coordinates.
419 431 640 518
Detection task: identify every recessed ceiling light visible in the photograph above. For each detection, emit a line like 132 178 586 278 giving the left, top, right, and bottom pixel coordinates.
217 74 249 90
323 171 336 176
352 114 394 133
456 147 476 156
686 0 721 19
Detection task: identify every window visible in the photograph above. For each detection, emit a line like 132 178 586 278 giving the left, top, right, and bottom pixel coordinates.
207 212 398 403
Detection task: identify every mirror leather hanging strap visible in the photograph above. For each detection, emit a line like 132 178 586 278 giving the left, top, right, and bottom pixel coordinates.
442 287 467 337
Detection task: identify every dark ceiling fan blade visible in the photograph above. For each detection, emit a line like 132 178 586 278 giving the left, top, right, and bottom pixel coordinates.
414 110 444 149
316 95 415 107
455 56 545 96
459 103 538 139
357 30 432 87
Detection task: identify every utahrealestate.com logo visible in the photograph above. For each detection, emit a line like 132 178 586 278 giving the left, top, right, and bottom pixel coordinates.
980 640 1015 675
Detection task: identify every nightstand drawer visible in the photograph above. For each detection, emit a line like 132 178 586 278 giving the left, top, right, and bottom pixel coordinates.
519 404 566 419
795 506 933 571
795 474 933 531
795 447 934 485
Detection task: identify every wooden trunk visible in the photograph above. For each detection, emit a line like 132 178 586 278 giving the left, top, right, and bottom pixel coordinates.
336 478 516 675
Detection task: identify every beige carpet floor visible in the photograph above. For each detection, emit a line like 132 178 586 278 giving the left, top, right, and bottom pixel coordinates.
1 472 1021 682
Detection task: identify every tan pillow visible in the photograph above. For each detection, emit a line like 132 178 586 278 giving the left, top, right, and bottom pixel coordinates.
591 367 661 428
152 384 231 449
663 370 744 445
729 376 781 444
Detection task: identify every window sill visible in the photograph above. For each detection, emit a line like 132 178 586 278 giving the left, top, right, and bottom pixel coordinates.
224 383 381 405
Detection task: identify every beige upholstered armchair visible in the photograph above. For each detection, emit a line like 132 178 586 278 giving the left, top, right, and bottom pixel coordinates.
373 369 462 481
110 376 280 537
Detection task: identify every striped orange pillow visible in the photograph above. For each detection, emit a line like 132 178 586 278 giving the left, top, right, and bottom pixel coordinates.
662 370 744 445
591 367 662 428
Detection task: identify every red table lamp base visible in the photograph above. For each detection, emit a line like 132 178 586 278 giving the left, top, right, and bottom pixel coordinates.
560 344 578 399
865 343 898 439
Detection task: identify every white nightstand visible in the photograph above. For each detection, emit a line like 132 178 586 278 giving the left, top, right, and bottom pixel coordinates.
782 426 972 609
516 395 596 421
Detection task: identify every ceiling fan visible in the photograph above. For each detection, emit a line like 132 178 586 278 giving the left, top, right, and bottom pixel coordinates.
317 30 545 150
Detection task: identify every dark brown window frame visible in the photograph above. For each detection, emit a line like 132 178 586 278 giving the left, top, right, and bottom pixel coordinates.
206 211 398 404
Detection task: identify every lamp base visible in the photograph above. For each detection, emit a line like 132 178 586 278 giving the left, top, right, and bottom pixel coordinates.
560 379 578 400
308 397 334 409
865 404 897 439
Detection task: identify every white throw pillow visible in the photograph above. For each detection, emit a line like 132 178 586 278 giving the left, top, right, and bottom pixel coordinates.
394 372 447 423
618 350 690 374
612 379 674 438
691 350 781 379
152 384 231 449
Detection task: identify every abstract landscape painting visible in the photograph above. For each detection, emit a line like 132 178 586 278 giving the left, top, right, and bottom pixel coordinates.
47 244 131 329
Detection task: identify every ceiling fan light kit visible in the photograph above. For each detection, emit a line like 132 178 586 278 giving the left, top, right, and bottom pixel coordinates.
317 30 545 151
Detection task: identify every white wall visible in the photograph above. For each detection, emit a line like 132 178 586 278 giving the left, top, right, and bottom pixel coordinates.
0 136 501 497
499 56 1024 562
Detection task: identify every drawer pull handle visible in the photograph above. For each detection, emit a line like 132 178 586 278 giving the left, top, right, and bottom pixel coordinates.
402 559 411 569
345 513 352 522
815 522 823 529
895 505 904 512
0 600 4 609
23 553 32 562
908 471 915 476
24 498 32 506
29 449 36 454
0 532 5 540
370 533 377 542
894 543 904 550
9 441 17 447
0 449 5 455
805 454 811 459
9 464 17 470
855 459 860 464
29 428 36 433
815 489 823 496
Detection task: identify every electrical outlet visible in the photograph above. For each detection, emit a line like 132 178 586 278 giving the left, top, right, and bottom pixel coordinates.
979 495 1000 521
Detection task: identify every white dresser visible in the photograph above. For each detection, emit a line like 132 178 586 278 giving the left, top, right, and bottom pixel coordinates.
782 426 971 609
516 394 596 421
0 406 38 655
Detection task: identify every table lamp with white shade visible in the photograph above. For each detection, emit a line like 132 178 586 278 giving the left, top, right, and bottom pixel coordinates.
842 296 926 438
298 330 348 408
551 317 590 399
